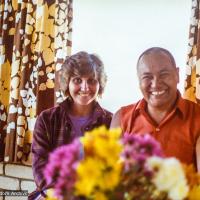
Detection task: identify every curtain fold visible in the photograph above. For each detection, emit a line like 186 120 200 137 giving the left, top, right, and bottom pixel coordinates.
184 0 200 103
0 0 73 165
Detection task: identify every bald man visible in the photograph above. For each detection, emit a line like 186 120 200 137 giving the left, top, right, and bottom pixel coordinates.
111 47 200 171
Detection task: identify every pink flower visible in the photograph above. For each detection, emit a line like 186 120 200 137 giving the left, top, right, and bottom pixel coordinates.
44 139 83 199
121 133 163 171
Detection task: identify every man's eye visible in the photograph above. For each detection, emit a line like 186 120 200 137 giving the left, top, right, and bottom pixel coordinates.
142 76 151 80
160 73 169 78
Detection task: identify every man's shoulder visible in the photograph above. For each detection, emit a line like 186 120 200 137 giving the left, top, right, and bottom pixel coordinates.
121 103 137 110
181 97 200 109
179 97 200 117
121 100 141 111
119 100 142 120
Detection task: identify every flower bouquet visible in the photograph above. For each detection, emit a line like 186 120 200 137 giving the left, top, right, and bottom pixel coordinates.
44 126 200 200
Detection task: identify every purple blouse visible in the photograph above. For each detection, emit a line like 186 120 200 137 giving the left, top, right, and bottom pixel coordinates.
31 98 112 195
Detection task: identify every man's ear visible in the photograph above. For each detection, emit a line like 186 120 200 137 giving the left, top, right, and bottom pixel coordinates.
176 67 180 83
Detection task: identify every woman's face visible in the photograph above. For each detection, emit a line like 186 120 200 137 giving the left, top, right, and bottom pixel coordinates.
68 74 100 106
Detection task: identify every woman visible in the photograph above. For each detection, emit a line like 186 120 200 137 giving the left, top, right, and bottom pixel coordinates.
29 51 112 199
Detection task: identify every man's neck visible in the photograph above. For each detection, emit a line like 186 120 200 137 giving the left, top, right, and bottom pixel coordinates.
147 107 169 125
146 92 178 125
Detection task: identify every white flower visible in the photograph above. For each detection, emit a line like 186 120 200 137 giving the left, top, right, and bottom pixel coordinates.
146 156 163 170
169 181 189 200
146 156 189 200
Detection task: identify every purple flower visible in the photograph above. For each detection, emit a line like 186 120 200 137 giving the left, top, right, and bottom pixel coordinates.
43 139 83 198
121 133 163 171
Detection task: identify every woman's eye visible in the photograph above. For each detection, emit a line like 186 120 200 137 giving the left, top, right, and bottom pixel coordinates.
88 78 97 85
73 78 82 84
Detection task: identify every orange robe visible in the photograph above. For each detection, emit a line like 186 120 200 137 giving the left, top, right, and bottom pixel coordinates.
120 93 200 166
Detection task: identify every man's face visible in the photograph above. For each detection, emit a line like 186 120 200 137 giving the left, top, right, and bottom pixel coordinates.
137 52 179 111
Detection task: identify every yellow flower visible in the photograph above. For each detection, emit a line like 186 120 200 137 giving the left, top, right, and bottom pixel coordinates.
94 134 122 165
75 158 102 196
188 185 200 200
81 126 122 165
183 164 200 188
93 191 108 200
98 162 122 191
46 189 58 200
75 127 123 197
